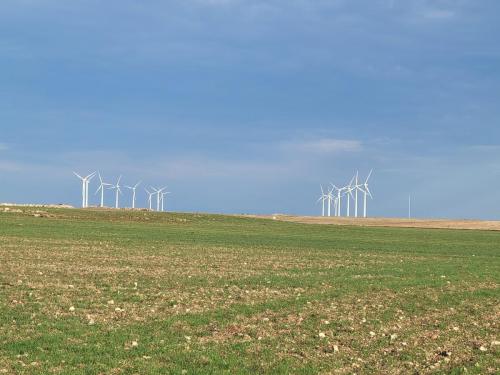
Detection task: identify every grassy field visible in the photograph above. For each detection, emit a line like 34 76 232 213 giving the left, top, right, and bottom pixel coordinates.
0 207 498 374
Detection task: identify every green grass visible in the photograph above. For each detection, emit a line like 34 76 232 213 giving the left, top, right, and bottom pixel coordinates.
0 207 499 374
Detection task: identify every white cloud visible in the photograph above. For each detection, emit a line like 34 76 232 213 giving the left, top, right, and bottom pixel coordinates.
284 138 363 154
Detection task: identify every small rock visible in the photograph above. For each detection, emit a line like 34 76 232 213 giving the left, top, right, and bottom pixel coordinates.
69 306 75 312
479 346 487 352
131 341 139 348
491 340 500 346
108 300 115 305
369 331 376 337
390 334 398 341
333 345 339 352
318 332 326 339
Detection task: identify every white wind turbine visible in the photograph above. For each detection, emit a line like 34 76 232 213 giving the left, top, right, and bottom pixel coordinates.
353 171 367 218
317 185 328 217
95 172 112 207
327 186 335 217
331 184 348 217
152 186 166 211
361 170 373 218
145 188 155 211
73 171 96 208
125 181 142 209
345 176 355 217
160 191 171 212
109 175 123 209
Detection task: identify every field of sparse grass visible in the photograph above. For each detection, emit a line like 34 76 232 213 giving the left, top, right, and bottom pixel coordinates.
0 207 499 374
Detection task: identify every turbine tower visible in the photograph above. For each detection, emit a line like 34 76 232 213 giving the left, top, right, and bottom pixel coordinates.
145 188 154 211
331 184 348 217
73 171 96 208
343 176 354 217
361 170 373 218
152 187 166 212
110 175 122 209
95 172 112 207
160 191 171 212
327 186 335 217
317 185 328 217
125 181 142 209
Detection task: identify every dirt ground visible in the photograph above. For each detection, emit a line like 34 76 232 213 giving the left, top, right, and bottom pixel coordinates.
249 215 500 231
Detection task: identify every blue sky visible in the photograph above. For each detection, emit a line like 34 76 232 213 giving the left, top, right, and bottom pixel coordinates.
1 0 499 219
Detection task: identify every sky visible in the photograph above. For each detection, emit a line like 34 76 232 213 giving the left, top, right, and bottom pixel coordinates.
1 0 499 219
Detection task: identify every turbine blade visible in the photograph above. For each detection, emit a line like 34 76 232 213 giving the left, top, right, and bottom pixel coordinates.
365 186 373 198
365 169 373 184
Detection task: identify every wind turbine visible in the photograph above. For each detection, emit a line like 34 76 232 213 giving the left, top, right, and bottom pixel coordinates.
95 172 112 207
317 185 328 217
361 170 373 218
345 176 355 217
408 194 412 219
160 191 171 212
125 181 142 209
152 187 166 212
73 171 96 208
109 175 122 209
145 188 155 211
331 184 348 217
353 171 366 218
327 186 335 217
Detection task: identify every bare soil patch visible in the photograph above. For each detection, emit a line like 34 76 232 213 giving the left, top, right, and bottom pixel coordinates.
252 215 500 231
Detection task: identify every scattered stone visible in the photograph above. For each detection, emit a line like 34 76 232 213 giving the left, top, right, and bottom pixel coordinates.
390 334 398 341
108 300 115 305
333 345 339 353
491 341 500 346
318 332 326 339
69 306 75 312
131 341 139 348
438 350 451 357
479 346 487 352
370 331 376 337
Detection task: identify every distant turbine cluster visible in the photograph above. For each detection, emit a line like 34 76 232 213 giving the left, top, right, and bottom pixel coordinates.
73 172 171 211
317 170 373 218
